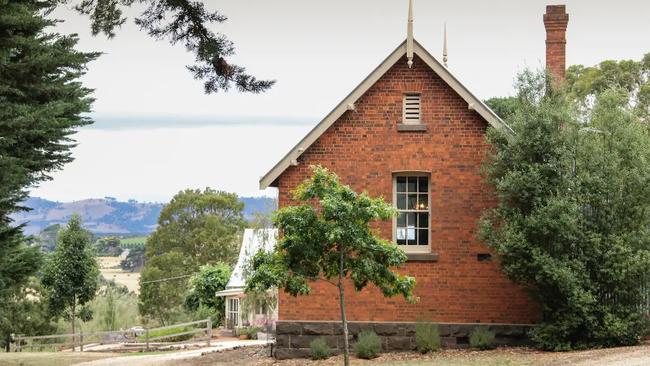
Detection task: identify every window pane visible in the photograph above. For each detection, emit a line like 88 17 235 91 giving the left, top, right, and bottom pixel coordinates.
407 194 417 209
418 213 429 228
418 229 428 245
407 177 417 192
396 228 406 241
397 194 406 210
407 227 416 245
397 212 406 227
406 212 416 228
418 194 428 210
396 177 406 192
418 177 429 192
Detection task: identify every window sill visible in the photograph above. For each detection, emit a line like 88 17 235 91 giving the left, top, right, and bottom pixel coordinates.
406 253 438 262
397 123 427 132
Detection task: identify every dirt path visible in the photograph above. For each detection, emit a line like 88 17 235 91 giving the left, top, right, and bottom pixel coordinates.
75 340 268 366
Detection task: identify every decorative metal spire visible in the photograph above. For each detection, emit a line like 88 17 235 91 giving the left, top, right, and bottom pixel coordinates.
443 23 448 68
406 0 414 68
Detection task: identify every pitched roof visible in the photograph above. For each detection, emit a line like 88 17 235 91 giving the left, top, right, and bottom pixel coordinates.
260 39 512 189
225 228 277 290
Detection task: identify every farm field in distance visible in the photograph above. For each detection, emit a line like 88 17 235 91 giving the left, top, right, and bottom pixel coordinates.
98 256 140 293
120 236 147 247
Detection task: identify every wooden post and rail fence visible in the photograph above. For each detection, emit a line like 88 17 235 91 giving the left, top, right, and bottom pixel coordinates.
12 318 212 353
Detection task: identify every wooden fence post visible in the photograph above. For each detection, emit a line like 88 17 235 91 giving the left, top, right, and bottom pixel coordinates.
16 336 21 352
145 327 150 351
80 332 83 352
206 318 212 347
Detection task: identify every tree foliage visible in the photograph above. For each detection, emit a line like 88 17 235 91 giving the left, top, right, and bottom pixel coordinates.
567 53 650 122
139 188 244 324
56 0 275 93
184 263 231 325
146 188 244 267
481 70 650 350
139 251 187 325
0 277 54 352
246 166 415 366
42 215 100 343
486 53 650 123
0 0 95 328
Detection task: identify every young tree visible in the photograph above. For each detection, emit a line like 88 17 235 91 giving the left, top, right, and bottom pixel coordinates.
184 263 231 325
481 70 650 350
42 215 100 350
246 166 416 366
57 0 275 94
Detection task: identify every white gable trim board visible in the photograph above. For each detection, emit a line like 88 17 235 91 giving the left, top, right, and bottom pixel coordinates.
259 39 511 189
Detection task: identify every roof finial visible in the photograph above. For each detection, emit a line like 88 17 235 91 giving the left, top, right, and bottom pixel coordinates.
443 23 448 68
406 0 414 68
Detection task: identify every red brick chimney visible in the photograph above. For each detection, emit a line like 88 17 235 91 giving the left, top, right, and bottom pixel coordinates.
543 5 569 82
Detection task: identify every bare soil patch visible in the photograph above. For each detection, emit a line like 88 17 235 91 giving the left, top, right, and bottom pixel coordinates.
161 344 650 366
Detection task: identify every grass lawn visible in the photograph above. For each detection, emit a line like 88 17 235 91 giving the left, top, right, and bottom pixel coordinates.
0 352 117 366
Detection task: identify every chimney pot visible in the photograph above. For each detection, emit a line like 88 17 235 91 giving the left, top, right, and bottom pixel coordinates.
543 5 569 83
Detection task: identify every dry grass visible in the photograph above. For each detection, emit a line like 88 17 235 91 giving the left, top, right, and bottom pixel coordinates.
97 256 140 294
99 268 140 293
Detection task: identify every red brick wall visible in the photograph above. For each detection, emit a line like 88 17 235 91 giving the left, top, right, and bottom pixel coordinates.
275 55 538 324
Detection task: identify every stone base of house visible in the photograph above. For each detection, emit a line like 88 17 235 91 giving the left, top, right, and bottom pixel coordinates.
274 321 532 359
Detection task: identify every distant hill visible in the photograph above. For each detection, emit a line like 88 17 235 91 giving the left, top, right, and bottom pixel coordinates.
11 196 276 236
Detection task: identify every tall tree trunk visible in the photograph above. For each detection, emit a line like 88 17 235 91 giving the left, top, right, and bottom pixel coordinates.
338 249 350 366
71 296 76 352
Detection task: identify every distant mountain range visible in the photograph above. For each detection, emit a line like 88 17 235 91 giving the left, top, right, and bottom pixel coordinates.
11 196 276 236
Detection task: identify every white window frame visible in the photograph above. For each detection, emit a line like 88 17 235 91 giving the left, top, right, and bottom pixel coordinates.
227 297 240 328
402 93 422 124
392 173 431 253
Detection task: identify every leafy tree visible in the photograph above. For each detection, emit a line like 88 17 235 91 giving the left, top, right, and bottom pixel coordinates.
138 251 187 325
567 53 650 121
42 215 100 350
58 0 275 94
146 188 245 268
0 277 55 352
481 70 650 350
119 245 145 272
185 263 231 325
485 96 518 121
486 53 650 122
246 166 416 366
0 0 95 332
94 236 122 256
140 189 243 324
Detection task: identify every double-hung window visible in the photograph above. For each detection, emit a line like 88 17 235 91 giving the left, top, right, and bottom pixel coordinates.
394 175 430 253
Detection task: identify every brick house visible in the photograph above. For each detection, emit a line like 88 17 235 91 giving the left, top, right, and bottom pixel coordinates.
259 4 569 357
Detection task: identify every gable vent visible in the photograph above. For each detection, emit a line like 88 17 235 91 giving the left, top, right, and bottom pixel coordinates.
403 93 421 124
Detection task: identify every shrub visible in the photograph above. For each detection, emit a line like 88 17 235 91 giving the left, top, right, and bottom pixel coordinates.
355 331 381 359
415 322 441 353
309 337 331 360
469 326 496 350
235 326 260 339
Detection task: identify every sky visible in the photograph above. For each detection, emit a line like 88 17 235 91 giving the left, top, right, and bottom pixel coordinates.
31 0 650 203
